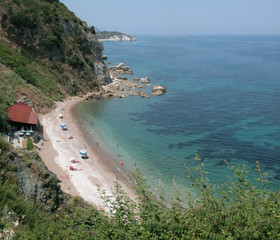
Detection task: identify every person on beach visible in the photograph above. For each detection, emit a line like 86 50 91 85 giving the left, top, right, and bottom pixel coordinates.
96 141 99 147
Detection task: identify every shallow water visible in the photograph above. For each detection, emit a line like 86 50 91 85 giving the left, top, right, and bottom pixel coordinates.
78 35 280 196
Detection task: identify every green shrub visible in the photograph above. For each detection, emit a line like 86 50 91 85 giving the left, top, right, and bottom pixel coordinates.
89 26 95 35
0 42 27 69
14 66 37 85
41 35 61 49
67 55 84 70
0 105 8 132
26 138 34 151
10 10 38 29
50 24 63 42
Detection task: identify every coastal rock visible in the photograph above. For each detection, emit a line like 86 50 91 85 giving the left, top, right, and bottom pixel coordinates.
102 55 107 60
152 85 167 93
138 91 150 98
152 90 164 96
94 62 112 85
133 77 140 81
86 93 104 100
118 76 128 81
140 77 150 83
108 63 133 75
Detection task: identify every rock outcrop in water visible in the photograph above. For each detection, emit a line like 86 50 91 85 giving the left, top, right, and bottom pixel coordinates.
102 62 166 98
152 85 167 96
108 63 133 75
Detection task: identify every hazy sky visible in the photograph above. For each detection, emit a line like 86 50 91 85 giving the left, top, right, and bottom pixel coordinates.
60 0 280 35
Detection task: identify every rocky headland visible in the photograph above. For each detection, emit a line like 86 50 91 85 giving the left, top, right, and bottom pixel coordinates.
96 31 136 42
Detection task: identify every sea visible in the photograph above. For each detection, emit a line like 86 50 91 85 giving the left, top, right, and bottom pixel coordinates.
77 35 280 197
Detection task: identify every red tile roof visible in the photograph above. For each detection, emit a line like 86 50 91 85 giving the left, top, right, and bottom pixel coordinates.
7 102 38 125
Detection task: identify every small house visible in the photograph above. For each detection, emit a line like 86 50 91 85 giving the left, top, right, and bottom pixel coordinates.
7 102 42 142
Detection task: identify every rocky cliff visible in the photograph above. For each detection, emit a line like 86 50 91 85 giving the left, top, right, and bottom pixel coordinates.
0 137 64 212
96 31 136 41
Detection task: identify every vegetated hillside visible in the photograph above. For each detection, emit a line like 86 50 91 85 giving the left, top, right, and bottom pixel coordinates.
0 0 111 115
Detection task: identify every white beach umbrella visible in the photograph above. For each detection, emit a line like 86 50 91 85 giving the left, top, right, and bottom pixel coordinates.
29 126 34 134
79 149 87 156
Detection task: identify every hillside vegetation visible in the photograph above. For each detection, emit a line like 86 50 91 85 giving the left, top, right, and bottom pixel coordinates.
0 0 111 131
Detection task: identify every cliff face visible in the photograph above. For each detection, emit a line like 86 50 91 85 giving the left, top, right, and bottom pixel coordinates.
0 0 112 111
0 137 64 212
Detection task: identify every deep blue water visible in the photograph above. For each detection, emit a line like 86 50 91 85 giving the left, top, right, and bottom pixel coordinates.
78 35 280 195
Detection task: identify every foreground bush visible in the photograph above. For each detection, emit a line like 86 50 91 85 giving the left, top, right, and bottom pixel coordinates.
0 140 279 239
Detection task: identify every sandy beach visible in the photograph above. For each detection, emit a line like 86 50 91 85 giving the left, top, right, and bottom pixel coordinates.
38 96 136 209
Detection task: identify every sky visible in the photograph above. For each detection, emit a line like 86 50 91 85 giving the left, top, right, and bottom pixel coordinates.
59 0 280 35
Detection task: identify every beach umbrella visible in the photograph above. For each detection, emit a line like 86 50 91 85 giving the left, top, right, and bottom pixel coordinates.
60 123 66 128
58 114 63 119
21 126 25 133
29 126 34 134
79 149 87 156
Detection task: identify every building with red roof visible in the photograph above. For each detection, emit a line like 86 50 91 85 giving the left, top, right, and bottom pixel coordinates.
7 102 38 125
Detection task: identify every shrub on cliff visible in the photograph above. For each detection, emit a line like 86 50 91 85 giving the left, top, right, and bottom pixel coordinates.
10 9 38 29
41 35 61 49
0 105 8 132
67 55 85 70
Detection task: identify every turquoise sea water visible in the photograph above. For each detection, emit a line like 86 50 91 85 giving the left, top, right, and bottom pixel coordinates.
78 35 280 195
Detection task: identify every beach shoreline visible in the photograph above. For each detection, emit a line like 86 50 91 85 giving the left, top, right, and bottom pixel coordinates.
38 96 136 209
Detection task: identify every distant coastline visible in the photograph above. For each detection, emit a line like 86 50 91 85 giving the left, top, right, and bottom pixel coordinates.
96 31 136 41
